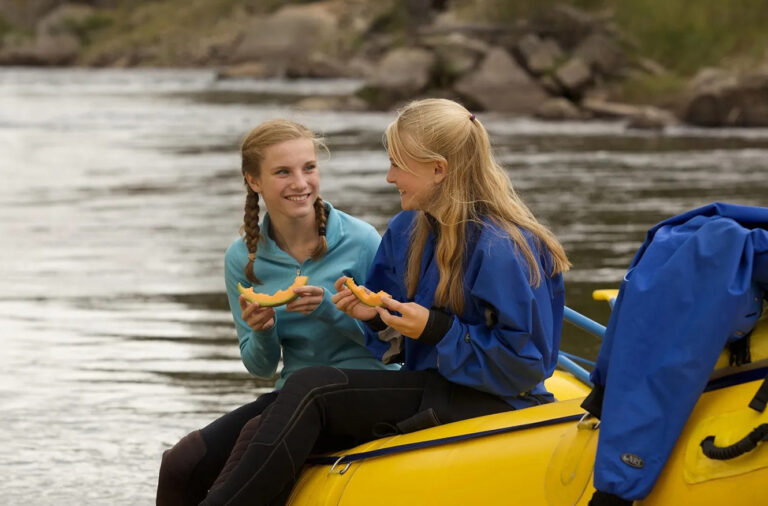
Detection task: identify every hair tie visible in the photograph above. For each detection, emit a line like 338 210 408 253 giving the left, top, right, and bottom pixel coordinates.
469 114 476 122
247 253 256 261
318 226 326 237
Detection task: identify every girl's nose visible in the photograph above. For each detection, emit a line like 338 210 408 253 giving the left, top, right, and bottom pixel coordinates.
385 166 395 184
290 172 307 189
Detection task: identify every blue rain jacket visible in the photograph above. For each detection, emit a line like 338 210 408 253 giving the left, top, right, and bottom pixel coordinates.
590 202 768 500
363 211 565 409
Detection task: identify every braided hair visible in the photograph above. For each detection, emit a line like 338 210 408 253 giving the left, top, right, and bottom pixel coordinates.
240 120 329 284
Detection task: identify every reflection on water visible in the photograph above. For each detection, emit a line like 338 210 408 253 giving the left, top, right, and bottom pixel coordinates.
1 68 767 504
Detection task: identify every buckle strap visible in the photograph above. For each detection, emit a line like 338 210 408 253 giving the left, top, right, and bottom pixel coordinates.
748 372 768 412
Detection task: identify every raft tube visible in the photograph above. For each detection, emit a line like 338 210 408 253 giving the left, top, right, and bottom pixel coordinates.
287 321 768 506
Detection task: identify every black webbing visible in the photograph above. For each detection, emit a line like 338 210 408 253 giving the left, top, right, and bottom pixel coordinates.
306 412 584 467
748 372 768 412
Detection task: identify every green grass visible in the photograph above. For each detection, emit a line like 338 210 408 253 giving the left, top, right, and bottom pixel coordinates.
605 72 689 108
452 0 768 104
474 0 768 76
79 0 306 65
0 13 11 39
589 0 768 75
62 13 114 45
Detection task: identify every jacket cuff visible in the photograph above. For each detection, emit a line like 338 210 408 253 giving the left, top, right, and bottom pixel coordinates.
589 491 633 506
581 383 605 419
364 314 387 332
418 308 452 345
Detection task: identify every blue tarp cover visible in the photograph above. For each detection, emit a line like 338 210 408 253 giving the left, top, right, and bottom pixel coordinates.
590 202 768 500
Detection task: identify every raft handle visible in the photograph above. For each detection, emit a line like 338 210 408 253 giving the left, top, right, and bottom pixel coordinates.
577 412 600 430
700 423 768 460
328 455 352 475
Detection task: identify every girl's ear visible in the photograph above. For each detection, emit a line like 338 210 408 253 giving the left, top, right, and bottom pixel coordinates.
433 160 447 184
244 173 261 193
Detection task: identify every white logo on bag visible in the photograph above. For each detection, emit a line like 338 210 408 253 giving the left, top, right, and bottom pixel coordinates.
621 453 645 468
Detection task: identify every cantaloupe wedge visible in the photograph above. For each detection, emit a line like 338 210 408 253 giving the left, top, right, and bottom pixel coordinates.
238 275 309 307
344 277 390 307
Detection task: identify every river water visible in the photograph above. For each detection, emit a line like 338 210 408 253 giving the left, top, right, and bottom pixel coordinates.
0 68 766 504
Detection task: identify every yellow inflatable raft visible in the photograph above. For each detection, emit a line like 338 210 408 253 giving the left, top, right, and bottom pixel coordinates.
286 317 768 505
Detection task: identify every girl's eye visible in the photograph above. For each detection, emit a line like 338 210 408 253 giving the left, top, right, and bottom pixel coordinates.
304 164 316 171
275 168 289 175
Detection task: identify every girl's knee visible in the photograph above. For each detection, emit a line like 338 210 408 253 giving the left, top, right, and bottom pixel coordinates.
157 430 207 505
280 366 348 399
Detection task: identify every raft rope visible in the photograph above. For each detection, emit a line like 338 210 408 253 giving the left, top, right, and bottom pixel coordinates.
699 371 768 460
305 412 584 470
700 424 768 460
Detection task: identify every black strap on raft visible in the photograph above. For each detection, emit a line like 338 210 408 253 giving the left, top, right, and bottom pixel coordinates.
700 424 768 460
584 360 768 420
306 413 584 467
728 334 752 367
749 372 768 412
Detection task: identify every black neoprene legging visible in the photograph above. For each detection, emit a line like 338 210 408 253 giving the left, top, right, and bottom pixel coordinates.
157 390 279 506
199 366 514 506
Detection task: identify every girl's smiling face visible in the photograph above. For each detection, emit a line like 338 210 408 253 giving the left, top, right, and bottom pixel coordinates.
245 138 319 221
386 153 446 212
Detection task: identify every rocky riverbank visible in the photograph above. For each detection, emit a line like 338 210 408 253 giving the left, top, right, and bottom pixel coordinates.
2 0 768 128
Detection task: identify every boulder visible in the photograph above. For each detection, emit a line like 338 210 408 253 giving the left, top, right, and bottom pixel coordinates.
216 62 270 79
582 98 678 129
515 33 563 75
453 47 549 114
293 95 368 112
373 46 435 92
682 68 768 127
33 31 80 64
228 2 342 77
626 107 679 130
0 34 40 65
346 55 377 79
635 57 668 77
423 32 487 82
538 74 563 95
554 57 592 96
687 67 735 89
573 31 626 77
359 47 436 108
0 0 60 28
36 3 95 38
0 3 96 65
530 3 597 50
534 97 583 120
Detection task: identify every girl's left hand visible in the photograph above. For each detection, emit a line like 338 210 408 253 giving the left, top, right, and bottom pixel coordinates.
285 285 325 314
376 297 429 339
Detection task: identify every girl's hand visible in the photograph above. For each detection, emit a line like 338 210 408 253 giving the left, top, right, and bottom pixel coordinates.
239 295 276 331
331 276 378 321
376 297 429 339
285 285 324 314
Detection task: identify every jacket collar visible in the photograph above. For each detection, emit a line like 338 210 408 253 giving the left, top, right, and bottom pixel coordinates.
258 201 342 262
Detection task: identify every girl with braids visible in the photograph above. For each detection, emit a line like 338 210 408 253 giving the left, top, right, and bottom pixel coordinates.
156 119 394 506
197 98 570 506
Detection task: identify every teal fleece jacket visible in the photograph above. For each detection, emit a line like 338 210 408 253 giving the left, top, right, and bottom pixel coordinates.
224 201 397 387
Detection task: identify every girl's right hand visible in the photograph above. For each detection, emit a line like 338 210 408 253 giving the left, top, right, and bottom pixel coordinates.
239 295 276 331
331 276 378 321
